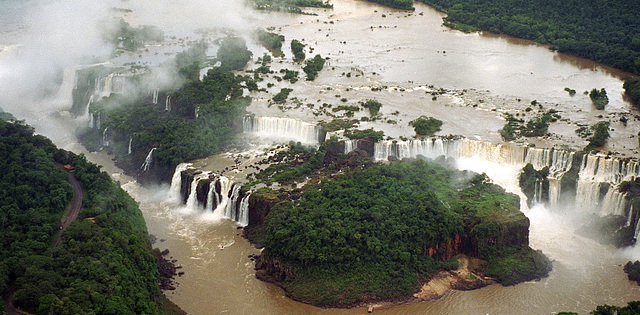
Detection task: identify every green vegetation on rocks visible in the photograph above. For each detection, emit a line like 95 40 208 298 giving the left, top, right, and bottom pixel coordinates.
585 121 610 151
500 111 559 141
291 39 306 61
409 116 442 136
361 99 382 116
256 29 285 56
302 54 326 80
272 88 294 104
589 88 609 110
217 37 253 71
344 128 384 142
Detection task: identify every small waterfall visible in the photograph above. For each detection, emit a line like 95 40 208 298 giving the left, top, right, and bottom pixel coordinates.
128 136 132 155
96 112 101 130
195 107 199 119
548 179 561 206
600 189 627 217
634 210 640 239
152 89 159 105
344 139 359 154
533 179 543 204
170 163 192 198
54 67 77 108
225 185 242 220
141 148 156 172
83 95 94 122
101 127 109 147
185 173 204 209
237 192 251 226
100 74 114 98
89 112 94 129
165 95 171 112
243 116 325 145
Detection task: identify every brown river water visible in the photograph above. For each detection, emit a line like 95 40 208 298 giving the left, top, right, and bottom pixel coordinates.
4 0 640 313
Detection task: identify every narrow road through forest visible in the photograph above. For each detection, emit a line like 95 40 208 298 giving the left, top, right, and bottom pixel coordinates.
53 166 84 247
3 166 84 315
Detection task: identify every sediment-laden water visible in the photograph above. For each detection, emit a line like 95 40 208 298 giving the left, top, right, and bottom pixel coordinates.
2 0 640 314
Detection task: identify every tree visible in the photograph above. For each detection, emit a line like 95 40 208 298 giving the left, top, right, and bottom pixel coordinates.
586 121 610 151
361 99 382 116
409 116 443 136
217 37 253 71
291 39 305 61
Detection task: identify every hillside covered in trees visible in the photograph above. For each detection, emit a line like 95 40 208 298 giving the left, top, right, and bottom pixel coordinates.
0 119 181 314
78 40 253 182
246 141 550 307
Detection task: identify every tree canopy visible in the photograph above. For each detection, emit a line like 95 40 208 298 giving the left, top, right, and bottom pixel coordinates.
0 119 178 314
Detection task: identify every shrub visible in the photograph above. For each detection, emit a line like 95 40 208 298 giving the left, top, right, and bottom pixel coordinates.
361 99 382 116
409 116 443 136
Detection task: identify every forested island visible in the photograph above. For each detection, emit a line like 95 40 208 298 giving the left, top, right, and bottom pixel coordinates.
0 118 182 314
244 139 551 307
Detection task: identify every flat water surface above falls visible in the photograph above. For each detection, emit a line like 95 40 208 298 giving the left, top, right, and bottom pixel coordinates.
253 0 636 112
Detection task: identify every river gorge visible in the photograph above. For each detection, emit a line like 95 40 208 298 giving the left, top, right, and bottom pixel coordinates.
2 0 640 314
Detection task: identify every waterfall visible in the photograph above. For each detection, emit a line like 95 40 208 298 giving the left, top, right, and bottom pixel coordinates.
96 112 101 130
372 137 638 223
100 74 114 98
238 192 251 226
533 179 543 204
89 112 94 129
128 136 132 155
83 95 94 123
185 173 203 209
634 210 640 239
54 67 77 108
141 148 156 172
195 107 199 119
171 168 250 226
600 189 627 217
170 163 192 198
579 154 640 185
225 185 242 220
548 179 560 206
344 139 359 154
152 89 159 105
165 95 171 112
101 127 109 147
243 116 325 145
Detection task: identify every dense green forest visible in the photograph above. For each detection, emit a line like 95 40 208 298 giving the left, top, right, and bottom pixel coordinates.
0 119 180 314
249 145 550 306
417 0 640 76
